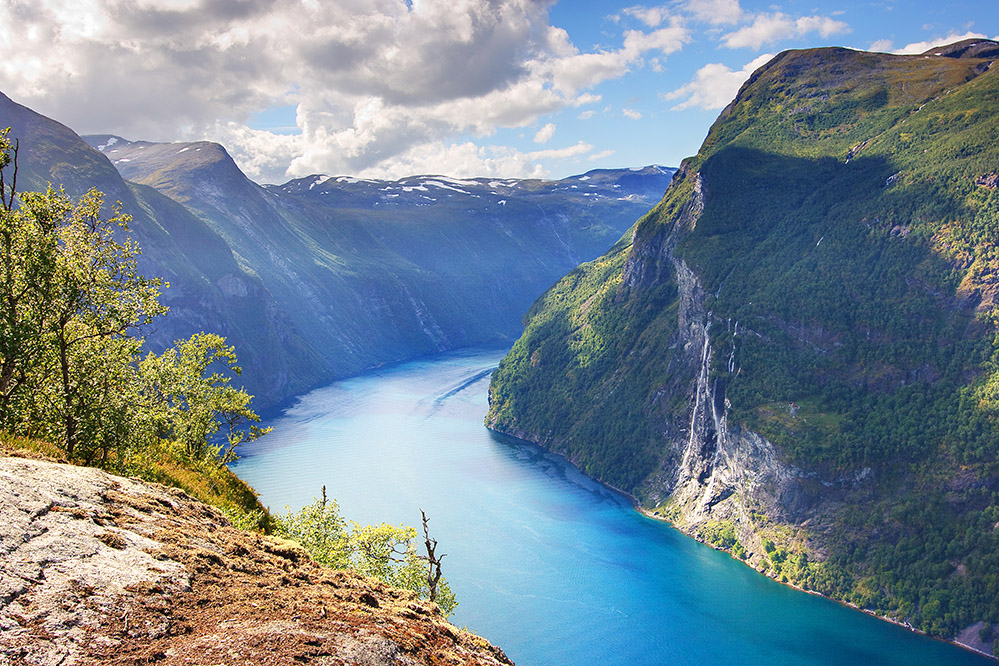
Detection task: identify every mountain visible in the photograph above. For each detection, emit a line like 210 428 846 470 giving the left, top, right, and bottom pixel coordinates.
0 91 324 406
79 133 670 409
0 90 672 408
487 39 999 648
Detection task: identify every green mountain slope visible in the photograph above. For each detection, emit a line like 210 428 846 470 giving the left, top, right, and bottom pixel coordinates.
488 40 999 645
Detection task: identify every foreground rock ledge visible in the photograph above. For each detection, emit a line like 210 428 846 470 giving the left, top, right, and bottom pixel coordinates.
0 454 513 666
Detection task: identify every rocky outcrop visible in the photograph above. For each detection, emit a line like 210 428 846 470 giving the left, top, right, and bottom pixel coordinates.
0 453 512 666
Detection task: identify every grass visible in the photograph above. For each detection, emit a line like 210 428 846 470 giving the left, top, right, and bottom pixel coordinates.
1 430 271 531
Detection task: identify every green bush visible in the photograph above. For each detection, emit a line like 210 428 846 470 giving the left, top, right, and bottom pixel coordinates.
274 488 458 617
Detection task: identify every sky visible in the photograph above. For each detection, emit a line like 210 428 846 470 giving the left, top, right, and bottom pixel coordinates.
0 1 996 184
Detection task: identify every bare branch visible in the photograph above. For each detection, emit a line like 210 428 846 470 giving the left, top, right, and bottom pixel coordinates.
421 509 445 603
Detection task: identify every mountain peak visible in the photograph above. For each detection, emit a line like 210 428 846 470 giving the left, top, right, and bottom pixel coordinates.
922 38 999 59
82 136 250 202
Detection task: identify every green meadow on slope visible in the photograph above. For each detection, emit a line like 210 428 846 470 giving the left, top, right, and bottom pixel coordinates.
488 41 999 642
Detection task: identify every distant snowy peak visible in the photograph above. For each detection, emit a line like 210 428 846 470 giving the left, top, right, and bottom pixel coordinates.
81 135 252 199
269 166 674 209
83 135 233 167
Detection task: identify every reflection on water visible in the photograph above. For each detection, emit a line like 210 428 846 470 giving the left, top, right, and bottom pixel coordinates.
488 431 627 508
232 346 991 666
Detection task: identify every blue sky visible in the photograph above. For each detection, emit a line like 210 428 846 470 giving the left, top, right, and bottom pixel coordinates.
0 0 996 183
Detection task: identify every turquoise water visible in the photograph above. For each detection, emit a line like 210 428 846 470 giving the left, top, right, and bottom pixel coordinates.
232 347 991 666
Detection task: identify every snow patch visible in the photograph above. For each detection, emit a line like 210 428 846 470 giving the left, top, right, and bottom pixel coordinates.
402 185 429 192
423 180 470 195
309 175 331 190
436 176 479 187
497 200 507 206
578 175 591 181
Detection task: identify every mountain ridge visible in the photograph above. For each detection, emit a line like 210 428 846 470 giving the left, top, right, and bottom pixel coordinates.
1 90 672 409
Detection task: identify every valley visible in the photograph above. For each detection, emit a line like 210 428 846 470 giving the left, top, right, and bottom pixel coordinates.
1 90 671 409
3 25 999 664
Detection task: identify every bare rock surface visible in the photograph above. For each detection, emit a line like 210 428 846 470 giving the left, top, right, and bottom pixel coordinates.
0 453 513 666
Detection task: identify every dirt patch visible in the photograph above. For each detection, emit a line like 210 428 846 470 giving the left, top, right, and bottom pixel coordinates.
1 455 512 666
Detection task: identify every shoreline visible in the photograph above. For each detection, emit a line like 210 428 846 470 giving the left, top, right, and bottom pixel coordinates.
631 501 997 662
487 423 996 663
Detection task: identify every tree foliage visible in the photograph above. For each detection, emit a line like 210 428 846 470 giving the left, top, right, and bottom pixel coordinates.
138 333 269 466
274 488 458 617
0 128 267 472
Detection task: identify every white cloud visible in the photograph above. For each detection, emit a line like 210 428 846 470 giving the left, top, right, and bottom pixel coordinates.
682 0 742 25
894 31 989 55
622 24 690 57
349 139 594 181
622 5 671 28
527 141 593 160
534 122 556 144
574 93 602 106
578 109 597 120
663 53 773 110
794 15 852 39
869 39 894 52
545 19 690 96
588 149 615 161
0 0 687 181
720 12 850 49
622 108 643 119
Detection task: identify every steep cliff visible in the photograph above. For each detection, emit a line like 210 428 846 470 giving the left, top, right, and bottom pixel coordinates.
0 452 512 666
488 40 999 646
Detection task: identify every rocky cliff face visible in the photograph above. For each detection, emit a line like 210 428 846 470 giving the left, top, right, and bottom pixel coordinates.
615 169 846 571
0 453 512 666
487 40 999 645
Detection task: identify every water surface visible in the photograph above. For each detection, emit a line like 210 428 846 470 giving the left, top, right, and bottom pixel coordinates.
233 347 990 666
